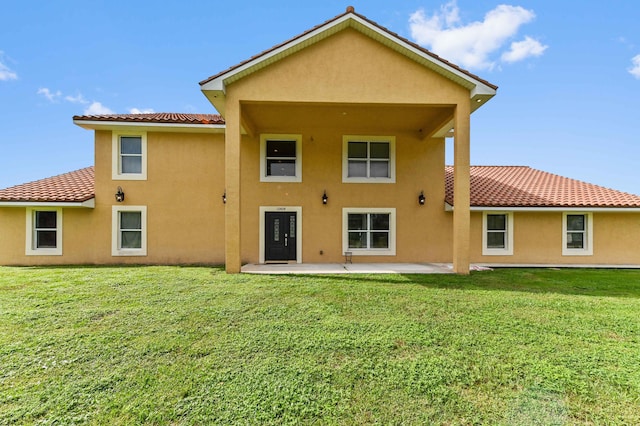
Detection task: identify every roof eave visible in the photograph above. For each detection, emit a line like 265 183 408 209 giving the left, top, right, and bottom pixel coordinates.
73 119 226 134
0 198 95 208
469 206 640 212
199 10 497 118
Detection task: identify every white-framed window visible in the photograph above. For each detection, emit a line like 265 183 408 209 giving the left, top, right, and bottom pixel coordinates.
342 208 396 255
112 132 147 180
260 134 302 182
562 212 593 256
482 212 514 255
25 207 62 255
342 136 396 183
112 206 147 256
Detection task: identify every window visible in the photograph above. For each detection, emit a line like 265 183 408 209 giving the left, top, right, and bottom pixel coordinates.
112 206 147 256
25 208 62 255
343 136 395 183
482 212 513 255
342 208 396 255
562 212 593 255
260 134 302 182
112 132 147 180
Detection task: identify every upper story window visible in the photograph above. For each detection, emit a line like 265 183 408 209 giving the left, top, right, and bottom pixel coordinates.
260 134 302 182
482 212 514 255
562 212 593 255
343 136 395 183
112 132 147 180
26 208 62 256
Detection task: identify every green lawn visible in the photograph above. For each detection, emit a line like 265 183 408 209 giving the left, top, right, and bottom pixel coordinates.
1 266 639 425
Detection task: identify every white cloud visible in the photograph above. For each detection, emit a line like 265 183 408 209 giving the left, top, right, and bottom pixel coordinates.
64 93 88 104
409 1 546 70
37 87 62 102
629 54 640 79
0 51 17 81
129 107 155 114
37 88 114 114
84 101 114 115
502 36 548 63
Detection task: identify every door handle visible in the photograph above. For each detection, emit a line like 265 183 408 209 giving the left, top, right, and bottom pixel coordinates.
284 233 288 247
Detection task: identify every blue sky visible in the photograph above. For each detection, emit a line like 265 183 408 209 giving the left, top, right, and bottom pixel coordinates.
1 1 639 194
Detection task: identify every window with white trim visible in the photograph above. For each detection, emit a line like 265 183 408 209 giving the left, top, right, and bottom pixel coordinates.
342 136 395 183
260 134 302 182
112 132 147 180
112 206 147 256
26 208 62 255
562 212 593 255
342 208 396 255
482 212 514 255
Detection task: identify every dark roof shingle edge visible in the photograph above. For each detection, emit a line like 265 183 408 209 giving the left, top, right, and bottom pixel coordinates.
72 113 225 125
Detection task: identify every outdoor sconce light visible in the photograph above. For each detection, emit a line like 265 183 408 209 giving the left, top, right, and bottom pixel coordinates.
115 186 125 203
222 192 227 204
322 191 328 205
418 191 426 206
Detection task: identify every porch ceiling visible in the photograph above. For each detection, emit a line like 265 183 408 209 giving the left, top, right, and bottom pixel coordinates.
240 102 454 137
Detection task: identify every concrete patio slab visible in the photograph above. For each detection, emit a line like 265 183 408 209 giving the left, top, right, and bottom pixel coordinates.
241 263 455 274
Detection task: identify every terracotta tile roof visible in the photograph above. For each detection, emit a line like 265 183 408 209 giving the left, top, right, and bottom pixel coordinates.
72 113 225 125
0 167 94 203
4 165 637 207
199 7 497 91
445 166 640 208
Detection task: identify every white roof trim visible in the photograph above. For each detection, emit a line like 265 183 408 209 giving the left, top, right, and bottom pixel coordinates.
0 198 95 208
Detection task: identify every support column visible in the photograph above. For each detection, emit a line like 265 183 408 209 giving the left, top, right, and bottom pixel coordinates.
453 102 471 274
224 99 242 273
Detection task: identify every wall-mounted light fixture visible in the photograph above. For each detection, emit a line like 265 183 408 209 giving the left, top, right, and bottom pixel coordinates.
222 192 227 204
115 186 125 203
418 191 426 206
322 191 328 205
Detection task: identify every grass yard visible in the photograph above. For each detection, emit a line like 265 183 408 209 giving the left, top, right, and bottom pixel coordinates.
1 266 639 425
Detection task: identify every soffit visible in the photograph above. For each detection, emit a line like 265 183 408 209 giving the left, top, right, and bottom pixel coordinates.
241 102 454 136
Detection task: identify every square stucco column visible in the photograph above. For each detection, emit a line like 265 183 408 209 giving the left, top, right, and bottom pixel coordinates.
224 100 242 273
453 102 471 274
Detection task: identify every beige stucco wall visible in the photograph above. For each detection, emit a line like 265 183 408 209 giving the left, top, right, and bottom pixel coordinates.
471 211 640 265
93 130 226 264
238 130 453 264
224 27 470 265
0 130 226 266
229 28 470 106
0 207 97 265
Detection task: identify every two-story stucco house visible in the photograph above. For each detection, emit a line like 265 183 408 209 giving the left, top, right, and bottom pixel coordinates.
1 7 640 273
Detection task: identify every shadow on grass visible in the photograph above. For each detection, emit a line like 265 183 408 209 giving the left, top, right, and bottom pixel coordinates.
4 265 640 299
292 268 640 299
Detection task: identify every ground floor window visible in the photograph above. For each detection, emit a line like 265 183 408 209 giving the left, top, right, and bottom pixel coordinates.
26 207 62 255
342 208 396 255
562 212 593 255
112 206 147 256
482 212 513 255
